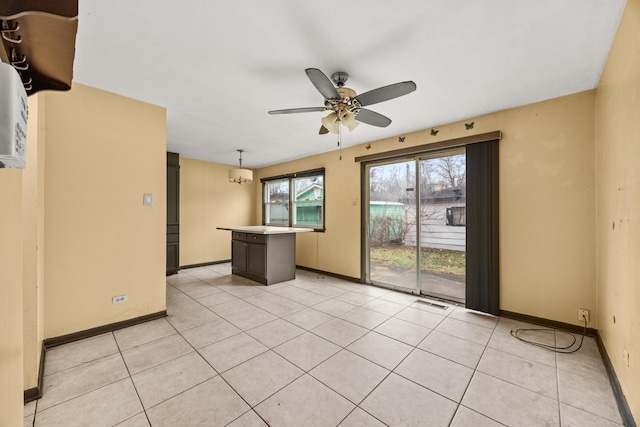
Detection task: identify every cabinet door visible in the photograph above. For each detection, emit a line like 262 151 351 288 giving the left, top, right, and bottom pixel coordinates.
232 240 247 271
166 152 180 275
166 243 179 274
247 243 266 277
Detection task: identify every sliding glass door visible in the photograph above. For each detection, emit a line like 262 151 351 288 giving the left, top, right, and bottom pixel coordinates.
367 160 418 293
417 151 466 302
365 149 466 303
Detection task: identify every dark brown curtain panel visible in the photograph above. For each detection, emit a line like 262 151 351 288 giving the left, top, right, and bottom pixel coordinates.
465 139 500 315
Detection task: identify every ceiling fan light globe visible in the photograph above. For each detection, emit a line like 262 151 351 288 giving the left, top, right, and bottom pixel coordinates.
341 110 359 132
321 112 340 134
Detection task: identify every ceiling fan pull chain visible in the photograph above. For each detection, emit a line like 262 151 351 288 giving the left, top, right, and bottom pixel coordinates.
338 123 342 161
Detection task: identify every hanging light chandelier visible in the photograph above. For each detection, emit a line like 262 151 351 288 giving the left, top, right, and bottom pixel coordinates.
228 149 253 184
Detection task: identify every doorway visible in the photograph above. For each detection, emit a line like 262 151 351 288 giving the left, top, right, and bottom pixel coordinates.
364 149 466 303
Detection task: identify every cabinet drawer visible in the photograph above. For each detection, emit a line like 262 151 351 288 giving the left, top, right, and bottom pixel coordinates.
247 233 266 244
232 232 246 241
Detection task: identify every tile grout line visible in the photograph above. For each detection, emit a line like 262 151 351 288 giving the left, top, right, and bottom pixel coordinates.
341 329 449 426
175 274 377 347
206 273 501 379
305 307 455 426
134 300 251 423
554 329 563 426
117 329 185 355
184 270 390 320
170 281 345 374
223 408 271 427
124 300 231 422
350 343 423 424
32 351 129 415
34 334 142 424
166 297 274 423
111 331 153 427
491 321 617 418
29 400 37 427
452 320 509 426
271 304 394 427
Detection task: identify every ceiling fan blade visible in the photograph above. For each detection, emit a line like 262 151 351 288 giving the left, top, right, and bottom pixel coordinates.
355 81 417 107
268 107 327 115
354 108 392 127
319 125 329 135
305 68 340 100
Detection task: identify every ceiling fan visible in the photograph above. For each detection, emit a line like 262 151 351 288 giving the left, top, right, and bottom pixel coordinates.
268 68 416 135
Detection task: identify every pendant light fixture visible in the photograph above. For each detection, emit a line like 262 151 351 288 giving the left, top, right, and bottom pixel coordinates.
228 149 253 184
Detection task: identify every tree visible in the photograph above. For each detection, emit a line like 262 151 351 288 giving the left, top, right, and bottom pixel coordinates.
431 154 466 188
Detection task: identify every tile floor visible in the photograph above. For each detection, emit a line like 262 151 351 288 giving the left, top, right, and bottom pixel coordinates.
24 264 625 426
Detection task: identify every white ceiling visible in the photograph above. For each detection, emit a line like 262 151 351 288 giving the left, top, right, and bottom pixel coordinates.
73 0 626 168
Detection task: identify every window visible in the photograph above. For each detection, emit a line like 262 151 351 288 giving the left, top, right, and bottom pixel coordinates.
262 168 324 230
446 206 466 226
264 178 289 226
292 175 324 228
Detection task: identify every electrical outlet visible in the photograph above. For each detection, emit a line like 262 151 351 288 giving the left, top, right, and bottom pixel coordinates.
577 309 590 322
112 295 127 304
624 348 630 367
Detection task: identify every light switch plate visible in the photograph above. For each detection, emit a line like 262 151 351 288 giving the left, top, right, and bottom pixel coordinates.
143 194 153 206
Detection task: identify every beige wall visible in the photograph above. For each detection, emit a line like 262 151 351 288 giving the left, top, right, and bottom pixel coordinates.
256 91 596 327
23 94 46 390
596 0 640 420
43 84 167 338
0 169 24 425
180 157 255 266
36 94 46 390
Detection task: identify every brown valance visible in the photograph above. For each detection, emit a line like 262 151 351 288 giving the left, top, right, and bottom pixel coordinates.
354 131 502 163
0 0 78 95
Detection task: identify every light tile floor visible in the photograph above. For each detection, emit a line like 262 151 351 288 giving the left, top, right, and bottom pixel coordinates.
25 264 625 426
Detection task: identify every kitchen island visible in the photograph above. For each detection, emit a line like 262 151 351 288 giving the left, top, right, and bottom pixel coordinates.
217 226 313 285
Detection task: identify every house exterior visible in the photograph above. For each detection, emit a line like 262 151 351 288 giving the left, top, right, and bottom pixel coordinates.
404 185 466 251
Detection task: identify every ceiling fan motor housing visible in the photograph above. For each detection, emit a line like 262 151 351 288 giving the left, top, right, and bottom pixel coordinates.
336 87 356 100
325 86 359 113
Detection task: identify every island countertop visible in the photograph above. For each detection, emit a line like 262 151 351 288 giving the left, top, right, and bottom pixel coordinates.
216 226 314 235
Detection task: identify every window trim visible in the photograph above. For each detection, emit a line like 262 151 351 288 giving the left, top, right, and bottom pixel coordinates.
261 168 325 231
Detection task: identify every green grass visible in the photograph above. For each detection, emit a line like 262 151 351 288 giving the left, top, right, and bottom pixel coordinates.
370 245 465 276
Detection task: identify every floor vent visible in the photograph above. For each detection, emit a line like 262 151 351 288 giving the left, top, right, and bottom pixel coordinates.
415 299 449 310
